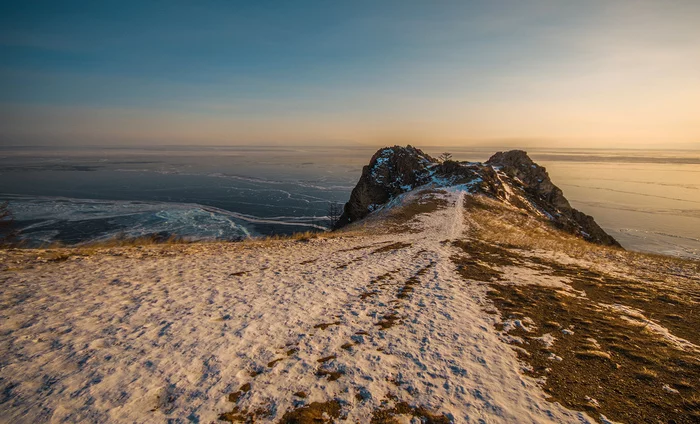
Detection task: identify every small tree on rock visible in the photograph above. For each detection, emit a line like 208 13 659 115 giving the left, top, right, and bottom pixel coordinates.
438 152 453 163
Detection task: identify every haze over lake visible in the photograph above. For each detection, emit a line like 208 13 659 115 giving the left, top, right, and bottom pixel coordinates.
1 145 697 259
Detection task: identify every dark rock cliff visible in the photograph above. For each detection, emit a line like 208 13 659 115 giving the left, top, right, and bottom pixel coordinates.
486 150 620 247
337 146 621 247
335 145 435 228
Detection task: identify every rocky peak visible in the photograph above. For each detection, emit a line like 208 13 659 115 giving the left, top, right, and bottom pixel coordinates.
335 146 436 228
337 146 620 247
486 150 570 210
367 145 435 191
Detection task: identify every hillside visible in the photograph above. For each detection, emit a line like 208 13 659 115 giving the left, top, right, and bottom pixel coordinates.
0 148 698 423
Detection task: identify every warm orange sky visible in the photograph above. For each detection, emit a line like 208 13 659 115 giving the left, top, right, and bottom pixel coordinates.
1 1 699 149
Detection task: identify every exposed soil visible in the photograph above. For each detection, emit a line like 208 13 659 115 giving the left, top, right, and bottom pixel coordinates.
487 282 700 423
373 262 435 330
518 254 700 347
315 368 344 382
277 400 342 424
359 291 378 300
267 358 284 368
219 381 270 423
248 368 263 378
564 271 697 347
453 240 523 267
370 400 451 424
447 238 700 423
449 239 532 283
313 322 341 330
385 192 450 233
226 383 251 403
375 312 401 330
372 242 412 254
451 254 503 282
338 241 394 252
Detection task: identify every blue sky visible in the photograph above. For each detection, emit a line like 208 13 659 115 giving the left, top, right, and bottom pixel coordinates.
1 0 699 147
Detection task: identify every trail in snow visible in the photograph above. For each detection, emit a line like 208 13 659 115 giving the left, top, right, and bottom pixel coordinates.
448 190 466 240
0 189 596 423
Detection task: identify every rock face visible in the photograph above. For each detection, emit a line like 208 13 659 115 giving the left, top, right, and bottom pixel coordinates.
486 150 620 247
486 150 570 210
335 145 435 228
337 146 621 247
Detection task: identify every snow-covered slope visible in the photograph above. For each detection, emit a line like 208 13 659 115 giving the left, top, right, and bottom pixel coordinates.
2 185 698 424
0 190 578 423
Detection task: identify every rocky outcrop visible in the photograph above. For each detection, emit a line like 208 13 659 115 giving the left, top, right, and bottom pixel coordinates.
337 146 621 247
486 150 570 210
335 145 435 228
486 150 620 247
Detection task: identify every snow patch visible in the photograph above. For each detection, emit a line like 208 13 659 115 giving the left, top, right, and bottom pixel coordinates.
533 333 556 349
602 303 700 353
662 384 679 394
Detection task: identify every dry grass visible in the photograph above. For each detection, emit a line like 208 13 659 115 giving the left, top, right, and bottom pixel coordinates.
634 367 658 381
487 282 700 423
455 195 699 422
0 227 373 273
25 233 194 250
574 350 612 360
87 233 192 247
339 188 450 235
10 234 197 263
384 191 448 227
278 400 341 423
372 241 412 254
464 196 617 257
0 228 366 264
255 230 322 242
370 400 451 424
240 228 367 249
463 195 699 282
6 226 360 251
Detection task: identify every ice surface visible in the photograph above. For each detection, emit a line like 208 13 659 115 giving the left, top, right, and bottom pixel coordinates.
4 195 328 246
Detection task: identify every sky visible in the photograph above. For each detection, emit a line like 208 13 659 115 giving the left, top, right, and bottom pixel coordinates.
1 0 699 148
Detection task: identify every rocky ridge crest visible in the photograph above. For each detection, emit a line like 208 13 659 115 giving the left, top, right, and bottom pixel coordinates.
337 145 620 247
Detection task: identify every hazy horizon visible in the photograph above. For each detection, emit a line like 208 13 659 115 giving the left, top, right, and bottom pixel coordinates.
2 144 699 258
1 0 699 149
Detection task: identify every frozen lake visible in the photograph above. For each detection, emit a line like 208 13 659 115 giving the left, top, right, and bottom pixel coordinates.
1 145 698 259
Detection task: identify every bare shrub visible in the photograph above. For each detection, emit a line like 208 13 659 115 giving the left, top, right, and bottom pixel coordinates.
327 202 343 228
0 201 19 246
438 152 453 163
464 194 699 282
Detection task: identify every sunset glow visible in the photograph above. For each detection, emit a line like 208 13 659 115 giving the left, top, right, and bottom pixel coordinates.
1 1 699 148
